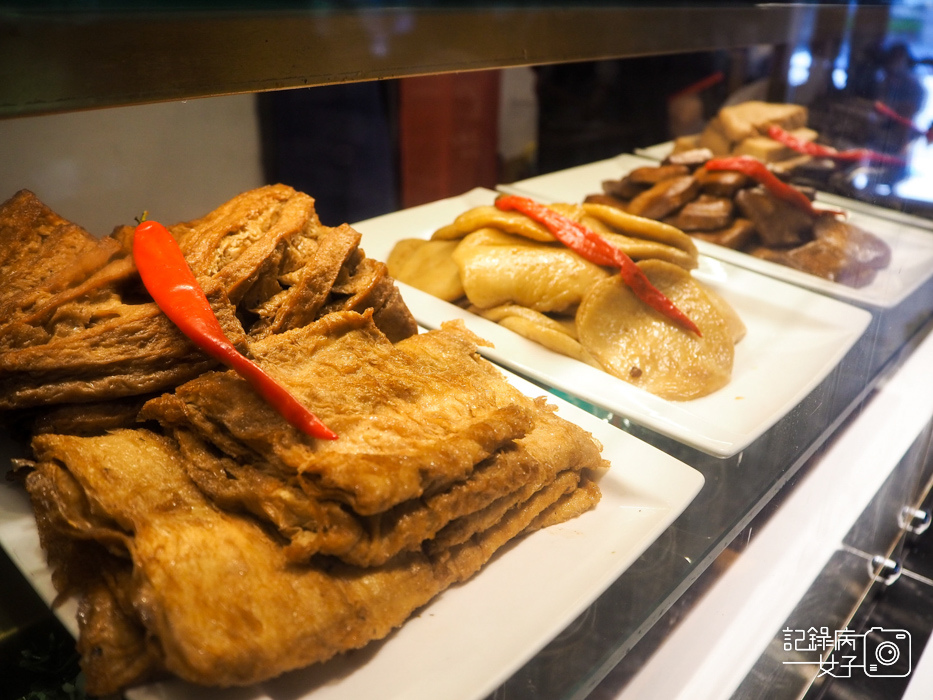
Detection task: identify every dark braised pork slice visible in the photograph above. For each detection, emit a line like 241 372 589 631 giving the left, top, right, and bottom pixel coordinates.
626 175 701 220
627 164 691 184
665 194 734 232
813 215 892 271
735 187 815 247
663 147 715 168
585 193 630 210
585 157 891 289
602 176 646 201
691 218 756 250
749 215 891 288
696 169 749 198
751 240 878 287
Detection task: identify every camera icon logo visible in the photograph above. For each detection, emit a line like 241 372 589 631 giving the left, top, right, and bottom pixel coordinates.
818 627 912 678
785 626 913 678
863 627 911 677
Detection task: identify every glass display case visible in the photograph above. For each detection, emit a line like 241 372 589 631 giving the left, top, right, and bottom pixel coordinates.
2 3 933 699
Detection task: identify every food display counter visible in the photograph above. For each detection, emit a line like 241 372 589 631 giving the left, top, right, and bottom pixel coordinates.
2 3 933 700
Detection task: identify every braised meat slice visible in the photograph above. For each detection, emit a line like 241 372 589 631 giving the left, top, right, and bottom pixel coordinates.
735 187 815 247
586 192 631 210
813 215 892 271
627 164 691 184
696 169 749 197
665 194 735 232
663 147 715 168
750 233 881 287
602 177 646 201
584 154 892 290
691 218 756 250
752 240 867 287
626 175 701 220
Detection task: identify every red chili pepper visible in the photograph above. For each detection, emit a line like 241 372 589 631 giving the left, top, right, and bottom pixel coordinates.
767 124 907 167
494 195 701 336
766 124 838 158
829 147 908 166
133 218 337 440
705 155 827 218
874 101 922 135
876 100 933 144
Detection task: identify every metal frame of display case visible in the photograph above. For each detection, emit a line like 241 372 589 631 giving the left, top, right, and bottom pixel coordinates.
2 3 932 699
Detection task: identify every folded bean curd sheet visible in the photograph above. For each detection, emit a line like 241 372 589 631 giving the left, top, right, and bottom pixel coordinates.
0 186 608 695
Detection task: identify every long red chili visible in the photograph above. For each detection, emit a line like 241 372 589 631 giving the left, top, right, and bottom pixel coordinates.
705 155 827 218
874 100 917 131
494 195 701 336
767 124 907 167
875 101 933 146
765 124 838 158
133 218 337 440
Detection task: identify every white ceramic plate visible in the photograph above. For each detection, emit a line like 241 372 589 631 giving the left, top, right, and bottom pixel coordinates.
0 372 703 700
355 188 873 458
500 154 933 308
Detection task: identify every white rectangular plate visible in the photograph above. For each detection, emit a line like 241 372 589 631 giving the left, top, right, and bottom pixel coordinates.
355 188 873 458
0 371 703 700
501 154 933 308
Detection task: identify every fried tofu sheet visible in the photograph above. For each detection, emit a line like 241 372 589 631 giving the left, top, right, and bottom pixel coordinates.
26 318 606 693
2 188 609 695
140 311 605 566
29 426 598 691
0 185 417 411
